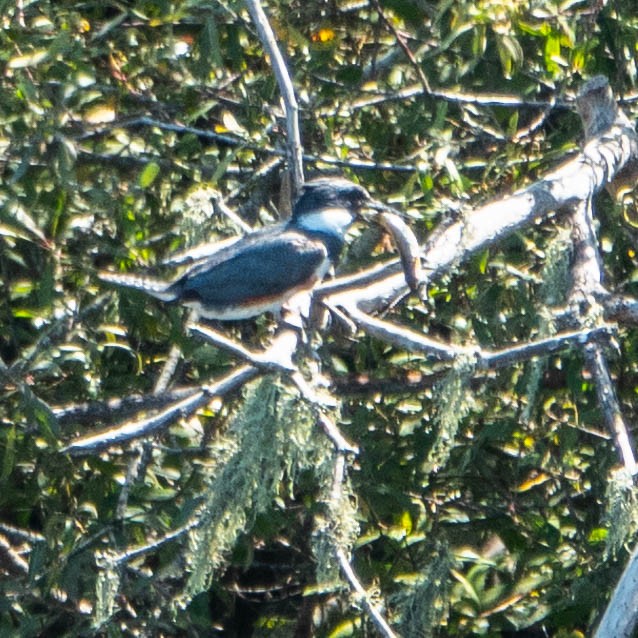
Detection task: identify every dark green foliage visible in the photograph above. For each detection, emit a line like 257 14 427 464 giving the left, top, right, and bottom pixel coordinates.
2 0 638 635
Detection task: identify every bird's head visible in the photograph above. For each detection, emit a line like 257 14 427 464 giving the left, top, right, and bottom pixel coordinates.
291 177 389 239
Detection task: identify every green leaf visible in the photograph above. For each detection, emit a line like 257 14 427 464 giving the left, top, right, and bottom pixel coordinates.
196 14 223 75
138 162 161 188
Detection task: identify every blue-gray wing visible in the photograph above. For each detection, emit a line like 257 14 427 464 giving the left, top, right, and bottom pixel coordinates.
172 229 329 309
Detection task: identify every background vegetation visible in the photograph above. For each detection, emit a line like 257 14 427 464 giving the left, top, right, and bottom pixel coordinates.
2 0 638 635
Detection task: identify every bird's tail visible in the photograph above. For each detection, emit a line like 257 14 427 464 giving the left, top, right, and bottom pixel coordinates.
98 271 178 302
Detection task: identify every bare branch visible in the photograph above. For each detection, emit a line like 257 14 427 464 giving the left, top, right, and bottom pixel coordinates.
244 0 304 192
81 116 417 173
188 321 296 372
335 547 398 637
60 324 357 455
0 533 29 576
111 521 199 567
371 0 431 95
116 308 197 521
345 306 460 361
315 411 358 454
53 386 198 425
0 522 45 544
603 294 638 325
345 305 613 367
329 447 396 637
189 320 358 452
584 343 636 473
212 191 254 233
61 365 258 455
594 542 638 638
564 93 636 473
325 77 638 314
481 326 614 368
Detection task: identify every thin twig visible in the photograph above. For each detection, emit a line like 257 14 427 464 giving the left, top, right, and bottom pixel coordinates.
111 520 199 566
79 116 417 173
313 411 358 454
345 305 460 361
61 366 258 454
116 311 192 521
346 305 614 366
481 326 614 368
187 321 296 371
335 547 398 637
213 192 253 233
317 82 555 115
371 0 431 95
328 447 396 636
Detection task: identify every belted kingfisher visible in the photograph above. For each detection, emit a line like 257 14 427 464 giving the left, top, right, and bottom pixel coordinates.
99 177 388 320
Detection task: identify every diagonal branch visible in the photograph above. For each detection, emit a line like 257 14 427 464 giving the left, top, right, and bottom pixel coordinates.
563 79 638 474
567 198 635 471
188 321 296 371
594 542 638 638
323 77 638 315
335 546 398 638
61 365 258 455
244 0 304 192
61 322 358 454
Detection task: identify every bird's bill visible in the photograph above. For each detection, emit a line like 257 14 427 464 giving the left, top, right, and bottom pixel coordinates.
361 198 409 221
366 199 392 212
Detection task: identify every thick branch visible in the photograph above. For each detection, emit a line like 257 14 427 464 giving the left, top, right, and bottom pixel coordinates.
594 543 638 638
603 294 638 325
61 323 357 455
583 343 636 473
324 78 638 314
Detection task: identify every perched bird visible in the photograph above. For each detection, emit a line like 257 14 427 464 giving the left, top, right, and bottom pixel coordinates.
99 177 389 320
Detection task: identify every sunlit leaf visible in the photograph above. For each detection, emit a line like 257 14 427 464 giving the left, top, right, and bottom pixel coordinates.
8 49 49 69
138 161 161 188
83 103 116 124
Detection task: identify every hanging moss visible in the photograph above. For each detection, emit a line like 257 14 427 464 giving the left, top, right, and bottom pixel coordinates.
180 375 334 602
394 542 452 638
422 354 477 476
603 468 638 560
521 227 572 426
